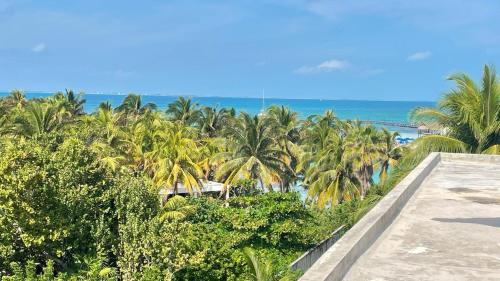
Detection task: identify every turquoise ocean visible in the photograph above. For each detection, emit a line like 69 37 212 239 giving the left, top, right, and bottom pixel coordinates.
0 92 434 135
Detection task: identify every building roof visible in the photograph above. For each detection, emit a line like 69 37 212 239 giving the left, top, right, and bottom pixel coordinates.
417 124 428 130
159 180 224 195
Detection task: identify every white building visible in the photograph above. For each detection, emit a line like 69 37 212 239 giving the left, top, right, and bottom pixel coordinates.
158 180 225 197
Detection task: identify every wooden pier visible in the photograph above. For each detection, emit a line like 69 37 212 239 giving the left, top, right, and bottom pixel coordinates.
359 120 418 128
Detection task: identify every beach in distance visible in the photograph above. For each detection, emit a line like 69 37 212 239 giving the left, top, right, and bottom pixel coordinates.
0 92 434 137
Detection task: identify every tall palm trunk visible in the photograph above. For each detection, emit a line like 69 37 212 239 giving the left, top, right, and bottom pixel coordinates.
357 165 373 199
379 162 389 186
259 178 266 191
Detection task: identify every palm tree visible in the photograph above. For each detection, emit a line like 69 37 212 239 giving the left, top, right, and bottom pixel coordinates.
343 122 381 198
160 195 197 277
197 137 227 180
14 103 65 137
242 248 296 281
87 105 126 171
0 114 12 138
160 195 195 222
216 113 288 196
267 106 300 152
300 110 343 155
301 120 333 154
115 94 157 117
145 122 203 194
94 105 123 144
298 119 332 181
4 90 26 110
377 128 404 186
302 131 360 208
166 96 200 125
61 89 86 116
266 106 301 192
411 64 500 155
197 106 235 137
98 101 113 112
305 109 338 128
122 111 164 172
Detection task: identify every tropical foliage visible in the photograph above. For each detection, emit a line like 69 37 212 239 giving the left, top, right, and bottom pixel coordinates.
411 64 500 155
216 113 288 196
2 64 493 280
0 92 372 280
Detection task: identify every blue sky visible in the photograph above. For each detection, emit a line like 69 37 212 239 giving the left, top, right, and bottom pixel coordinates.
0 0 499 101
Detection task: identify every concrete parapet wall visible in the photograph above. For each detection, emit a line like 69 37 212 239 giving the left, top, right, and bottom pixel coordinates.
290 226 346 272
299 152 442 281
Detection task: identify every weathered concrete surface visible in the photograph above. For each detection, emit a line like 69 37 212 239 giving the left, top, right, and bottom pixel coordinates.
300 153 442 281
344 155 500 280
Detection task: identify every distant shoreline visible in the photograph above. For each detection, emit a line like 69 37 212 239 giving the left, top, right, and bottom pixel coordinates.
0 92 433 136
0 91 435 103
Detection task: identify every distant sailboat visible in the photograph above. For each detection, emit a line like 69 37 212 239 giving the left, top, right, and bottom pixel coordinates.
258 89 266 117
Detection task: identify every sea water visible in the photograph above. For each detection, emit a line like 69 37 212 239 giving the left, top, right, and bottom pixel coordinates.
0 92 434 136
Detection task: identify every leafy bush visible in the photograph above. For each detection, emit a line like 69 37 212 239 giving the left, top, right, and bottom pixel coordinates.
0 135 114 273
173 192 338 280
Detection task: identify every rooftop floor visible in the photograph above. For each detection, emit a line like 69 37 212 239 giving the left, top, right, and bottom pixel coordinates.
344 157 500 280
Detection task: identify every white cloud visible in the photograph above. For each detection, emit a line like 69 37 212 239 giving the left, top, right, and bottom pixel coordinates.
32 43 46 53
407 51 431 61
318 59 347 69
294 59 349 74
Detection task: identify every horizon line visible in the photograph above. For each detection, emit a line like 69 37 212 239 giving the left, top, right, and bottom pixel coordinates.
0 90 436 103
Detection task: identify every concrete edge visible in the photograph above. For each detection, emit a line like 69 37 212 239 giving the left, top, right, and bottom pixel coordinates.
299 152 442 281
289 225 346 271
440 152 500 163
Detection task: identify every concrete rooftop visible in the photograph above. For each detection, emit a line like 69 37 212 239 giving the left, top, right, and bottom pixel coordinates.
300 153 500 281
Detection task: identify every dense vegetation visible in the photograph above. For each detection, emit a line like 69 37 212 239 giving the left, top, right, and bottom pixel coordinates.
0 65 498 280
411 65 500 154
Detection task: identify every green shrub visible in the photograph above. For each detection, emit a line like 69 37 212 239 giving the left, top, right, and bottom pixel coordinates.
0 135 114 273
